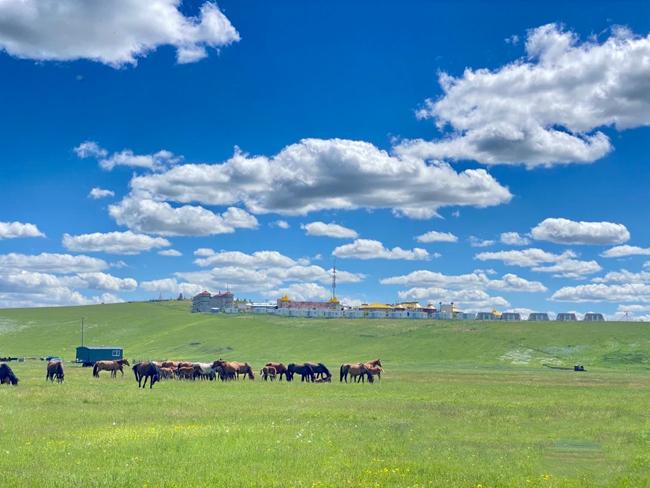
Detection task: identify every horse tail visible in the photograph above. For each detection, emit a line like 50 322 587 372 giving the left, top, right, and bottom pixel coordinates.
339 364 347 382
132 363 139 380
248 366 255 380
92 363 99 377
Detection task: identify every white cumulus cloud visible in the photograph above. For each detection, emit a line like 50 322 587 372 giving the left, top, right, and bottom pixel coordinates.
601 245 650 258
88 188 115 199
0 0 240 67
500 232 530 246
0 221 44 240
63 231 170 255
531 218 630 245
333 239 429 260
125 138 511 219
302 221 359 239
415 230 458 243
396 24 650 167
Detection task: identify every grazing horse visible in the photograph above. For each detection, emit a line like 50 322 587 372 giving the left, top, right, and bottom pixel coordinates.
176 366 195 380
132 362 160 389
260 366 277 381
365 365 383 382
0 363 19 385
46 360 64 383
193 363 217 381
93 359 130 378
304 362 331 380
286 363 315 382
340 359 382 382
264 362 288 381
212 359 255 380
159 367 175 379
214 364 235 381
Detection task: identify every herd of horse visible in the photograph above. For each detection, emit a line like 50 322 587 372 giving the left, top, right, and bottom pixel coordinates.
0 358 384 390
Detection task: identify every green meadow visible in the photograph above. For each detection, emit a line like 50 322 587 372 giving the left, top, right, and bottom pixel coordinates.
0 301 649 487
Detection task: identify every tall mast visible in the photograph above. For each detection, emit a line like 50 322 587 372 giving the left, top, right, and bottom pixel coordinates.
331 257 337 300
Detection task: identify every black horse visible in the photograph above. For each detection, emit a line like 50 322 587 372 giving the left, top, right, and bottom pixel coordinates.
304 362 331 380
132 362 160 389
286 363 315 382
0 363 19 385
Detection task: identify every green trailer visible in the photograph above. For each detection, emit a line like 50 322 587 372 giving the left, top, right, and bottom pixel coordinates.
75 346 123 367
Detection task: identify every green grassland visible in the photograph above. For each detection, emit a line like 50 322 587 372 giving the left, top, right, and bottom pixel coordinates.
0 301 649 487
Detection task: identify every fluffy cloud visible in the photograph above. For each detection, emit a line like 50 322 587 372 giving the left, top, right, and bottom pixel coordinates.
593 269 650 284
140 278 204 297
63 231 170 255
0 268 131 308
194 250 301 269
415 231 458 243
302 221 358 239
270 220 290 229
88 188 115 199
127 138 511 219
396 24 650 167
175 249 363 297
552 283 650 303
398 287 509 310
0 221 44 240
469 236 495 248
76 141 180 171
68 272 137 291
500 232 530 246
333 239 429 260
531 218 630 245
108 197 258 236
381 269 546 292
158 249 182 257
475 248 601 278
262 283 331 302
0 0 239 67
0 253 107 274
488 273 547 293
601 245 650 258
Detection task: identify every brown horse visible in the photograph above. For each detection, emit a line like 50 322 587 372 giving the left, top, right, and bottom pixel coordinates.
340 359 382 382
212 359 254 380
132 362 160 389
264 362 288 381
365 365 383 381
176 366 195 380
159 367 175 379
260 366 277 381
93 359 130 378
161 360 179 368
46 360 64 383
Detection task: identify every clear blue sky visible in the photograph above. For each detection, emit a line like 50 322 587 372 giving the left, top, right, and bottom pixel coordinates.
1 0 650 318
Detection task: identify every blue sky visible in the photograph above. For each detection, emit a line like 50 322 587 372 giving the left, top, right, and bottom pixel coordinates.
2 0 650 318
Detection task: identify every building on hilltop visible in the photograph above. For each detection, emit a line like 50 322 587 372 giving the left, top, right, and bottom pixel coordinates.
528 313 550 321
191 291 234 313
556 312 577 321
501 312 522 321
583 312 605 321
276 295 342 310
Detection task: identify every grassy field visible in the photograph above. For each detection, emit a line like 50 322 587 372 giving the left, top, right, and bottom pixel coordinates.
0 301 649 487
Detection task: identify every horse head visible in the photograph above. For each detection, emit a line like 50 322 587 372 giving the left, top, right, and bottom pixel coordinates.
122 359 130 366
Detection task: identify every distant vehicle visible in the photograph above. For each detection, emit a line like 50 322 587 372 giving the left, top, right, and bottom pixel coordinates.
75 346 123 367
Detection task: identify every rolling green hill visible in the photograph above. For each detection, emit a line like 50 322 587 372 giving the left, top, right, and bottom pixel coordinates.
0 302 649 487
0 301 648 372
